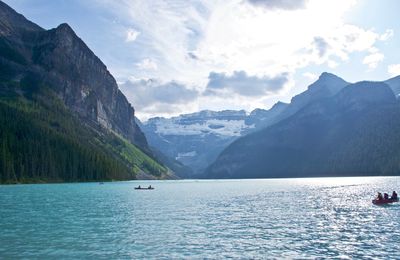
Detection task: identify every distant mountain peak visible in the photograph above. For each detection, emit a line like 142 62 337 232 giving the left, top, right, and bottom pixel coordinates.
51 23 82 48
271 101 288 109
315 72 347 85
301 71 349 97
319 71 338 78
52 23 81 43
56 23 74 33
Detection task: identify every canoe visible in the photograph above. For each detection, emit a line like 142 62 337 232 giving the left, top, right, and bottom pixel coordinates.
134 187 154 190
372 198 399 205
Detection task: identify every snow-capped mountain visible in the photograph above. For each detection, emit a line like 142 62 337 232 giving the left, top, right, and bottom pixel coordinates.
141 73 349 174
141 110 255 176
143 72 400 177
141 72 351 176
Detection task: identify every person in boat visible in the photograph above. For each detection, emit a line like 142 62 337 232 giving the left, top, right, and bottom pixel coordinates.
377 192 383 200
384 193 389 200
138 185 141 189
148 185 152 189
391 191 398 200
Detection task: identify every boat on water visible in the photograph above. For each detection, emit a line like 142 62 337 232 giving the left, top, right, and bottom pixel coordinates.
372 198 399 205
134 186 154 190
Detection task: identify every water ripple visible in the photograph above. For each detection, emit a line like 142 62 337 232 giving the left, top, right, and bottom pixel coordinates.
1 177 400 258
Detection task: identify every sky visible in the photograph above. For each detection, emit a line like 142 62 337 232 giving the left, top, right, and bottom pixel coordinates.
4 0 400 120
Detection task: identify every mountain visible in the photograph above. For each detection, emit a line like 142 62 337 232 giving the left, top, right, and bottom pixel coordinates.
280 72 349 119
205 81 400 178
0 1 173 183
142 73 349 176
141 110 250 176
245 101 288 128
385 75 400 97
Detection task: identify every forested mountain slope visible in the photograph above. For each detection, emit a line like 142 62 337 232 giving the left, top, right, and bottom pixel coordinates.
0 1 172 183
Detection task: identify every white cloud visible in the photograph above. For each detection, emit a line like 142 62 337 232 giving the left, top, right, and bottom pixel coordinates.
136 58 158 70
119 79 200 119
126 28 140 42
246 0 308 10
388 64 400 77
303 72 317 81
96 0 393 118
327 60 339 68
104 0 382 82
363 52 384 69
205 71 289 97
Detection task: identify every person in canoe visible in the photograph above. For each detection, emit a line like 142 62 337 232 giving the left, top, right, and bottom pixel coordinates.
138 185 141 189
384 193 389 200
391 191 398 200
148 185 152 189
377 192 383 200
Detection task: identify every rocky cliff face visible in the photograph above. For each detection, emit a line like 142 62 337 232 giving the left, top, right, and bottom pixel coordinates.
0 2 148 151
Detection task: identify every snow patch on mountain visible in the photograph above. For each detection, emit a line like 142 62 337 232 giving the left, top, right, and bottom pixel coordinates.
153 119 254 137
176 151 197 160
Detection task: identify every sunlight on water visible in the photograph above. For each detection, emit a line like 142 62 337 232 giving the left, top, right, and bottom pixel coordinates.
1 177 400 258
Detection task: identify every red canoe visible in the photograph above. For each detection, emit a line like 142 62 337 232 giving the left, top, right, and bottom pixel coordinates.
372 198 399 205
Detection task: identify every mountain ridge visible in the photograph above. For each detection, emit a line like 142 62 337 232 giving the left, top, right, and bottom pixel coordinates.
1 2 149 150
142 72 400 178
141 72 351 176
0 1 172 183
205 81 400 178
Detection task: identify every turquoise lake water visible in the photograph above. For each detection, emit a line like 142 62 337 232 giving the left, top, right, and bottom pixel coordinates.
1 177 400 259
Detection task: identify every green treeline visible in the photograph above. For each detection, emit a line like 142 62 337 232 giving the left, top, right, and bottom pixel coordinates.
0 89 166 184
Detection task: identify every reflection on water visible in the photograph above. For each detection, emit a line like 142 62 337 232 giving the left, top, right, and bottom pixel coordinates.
1 177 400 258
